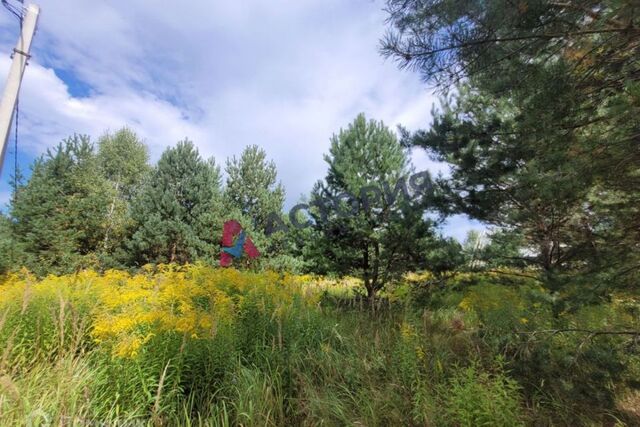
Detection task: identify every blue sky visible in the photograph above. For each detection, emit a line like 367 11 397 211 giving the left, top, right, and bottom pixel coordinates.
0 0 484 240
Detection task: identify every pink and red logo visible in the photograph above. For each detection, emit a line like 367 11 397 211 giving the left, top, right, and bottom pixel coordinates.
220 220 260 267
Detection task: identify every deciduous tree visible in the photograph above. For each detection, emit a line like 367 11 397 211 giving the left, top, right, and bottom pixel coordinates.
96 128 150 263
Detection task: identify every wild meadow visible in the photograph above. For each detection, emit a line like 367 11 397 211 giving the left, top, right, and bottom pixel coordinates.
0 265 638 426
0 1 638 425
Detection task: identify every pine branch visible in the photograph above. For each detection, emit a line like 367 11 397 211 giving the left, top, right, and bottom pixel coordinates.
392 28 639 60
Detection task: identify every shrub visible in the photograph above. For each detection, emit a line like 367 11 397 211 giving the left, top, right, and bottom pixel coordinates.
440 362 524 427
0 265 325 423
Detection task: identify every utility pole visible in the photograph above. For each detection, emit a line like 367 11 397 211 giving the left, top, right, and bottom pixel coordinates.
0 3 39 176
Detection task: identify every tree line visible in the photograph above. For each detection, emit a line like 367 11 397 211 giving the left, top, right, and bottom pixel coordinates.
0 131 288 275
0 117 459 290
1 0 637 306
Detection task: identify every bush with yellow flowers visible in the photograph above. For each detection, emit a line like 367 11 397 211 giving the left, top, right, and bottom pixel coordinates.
0 264 335 421
1 265 638 425
0 264 322 361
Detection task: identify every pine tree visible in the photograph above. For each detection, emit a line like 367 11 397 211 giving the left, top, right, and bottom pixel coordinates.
406 87 593 276
224 145 285 231
382 0 640 289
0 169 25 273
128 140 223 265
222 145 291 268
311 113 439 300
0 214 17 274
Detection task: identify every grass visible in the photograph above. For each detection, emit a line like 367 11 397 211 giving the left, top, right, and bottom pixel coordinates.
0 265 638 425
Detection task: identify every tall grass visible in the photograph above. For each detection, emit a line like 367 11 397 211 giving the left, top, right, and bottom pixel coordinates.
0 266 638 425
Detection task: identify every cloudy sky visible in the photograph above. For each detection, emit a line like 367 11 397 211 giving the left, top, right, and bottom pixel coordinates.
0 0 483 240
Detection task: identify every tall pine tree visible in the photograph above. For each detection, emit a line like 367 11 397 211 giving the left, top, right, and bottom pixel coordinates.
311 113 439 300
128 140 223 265
223 145 290 269
382 0 640 291
224 145 285 231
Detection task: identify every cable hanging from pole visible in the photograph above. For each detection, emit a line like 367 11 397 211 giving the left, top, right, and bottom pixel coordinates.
13 90 19 196
0 2 39 179
1 0 24 264
2 0 24 196
14 0 22 197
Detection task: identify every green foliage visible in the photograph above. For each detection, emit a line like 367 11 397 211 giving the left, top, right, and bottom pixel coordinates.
223 145 304 270
383 0 640 292
2 130 150 274
96 128 151 267
0 4 638 422
1 269 639 425
441 362 524 427
128 140 223 265
476 230 529 270
10 135 113 275
97 127 150 200
228 365 285 426
415 273 640 423
224 144 285 232
500 301 639 421
0 214 19 274
4 132 304 273
424 236 465 274
405 86 594 275
309 113 442 298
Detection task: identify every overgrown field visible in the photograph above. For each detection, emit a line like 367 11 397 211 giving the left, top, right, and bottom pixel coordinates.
0 265 639 426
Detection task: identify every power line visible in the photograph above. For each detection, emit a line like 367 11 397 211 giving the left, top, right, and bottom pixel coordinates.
1 0 24 264
13 94 18 196
1 0 24 21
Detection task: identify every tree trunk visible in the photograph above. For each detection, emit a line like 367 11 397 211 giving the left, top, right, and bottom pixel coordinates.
169 241 177 264
363 245 373 301
102 179 120 250
372 242 380 285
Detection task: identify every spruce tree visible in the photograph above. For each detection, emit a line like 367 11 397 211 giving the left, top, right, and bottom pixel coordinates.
11 135 113 275
0 214 17 274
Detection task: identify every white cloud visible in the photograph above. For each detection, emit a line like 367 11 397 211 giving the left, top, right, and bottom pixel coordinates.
443 215 487 242
0 57 206 158
0 0 484 237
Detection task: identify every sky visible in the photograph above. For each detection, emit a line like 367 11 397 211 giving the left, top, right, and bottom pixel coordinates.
0 0 484 241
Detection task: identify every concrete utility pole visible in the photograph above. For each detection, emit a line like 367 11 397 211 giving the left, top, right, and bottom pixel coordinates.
0 3 39 176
